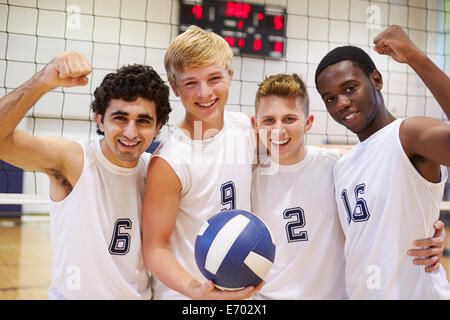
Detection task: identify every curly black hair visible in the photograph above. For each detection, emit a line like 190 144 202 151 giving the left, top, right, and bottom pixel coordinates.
91 64 171 135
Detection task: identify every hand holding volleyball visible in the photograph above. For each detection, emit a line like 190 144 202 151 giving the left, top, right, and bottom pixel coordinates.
39 50 92 90
195 209 276 291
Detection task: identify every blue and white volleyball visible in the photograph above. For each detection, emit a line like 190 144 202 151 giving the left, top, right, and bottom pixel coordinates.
195 209 276 290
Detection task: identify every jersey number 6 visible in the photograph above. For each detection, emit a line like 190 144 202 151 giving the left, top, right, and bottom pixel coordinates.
109 218 132 255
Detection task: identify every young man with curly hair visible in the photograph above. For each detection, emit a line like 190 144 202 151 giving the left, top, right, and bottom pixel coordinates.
0 51 172 299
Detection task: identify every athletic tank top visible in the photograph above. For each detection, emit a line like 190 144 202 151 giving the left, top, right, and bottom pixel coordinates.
334 119 450 299
252 146 347 299
48 139 152 299
151 111 256 299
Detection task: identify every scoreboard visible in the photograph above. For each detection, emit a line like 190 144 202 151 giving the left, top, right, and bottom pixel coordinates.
179 0 286 58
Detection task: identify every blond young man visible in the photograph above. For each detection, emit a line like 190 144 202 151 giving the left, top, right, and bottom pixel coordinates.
142 26 261 300
251 73 347 299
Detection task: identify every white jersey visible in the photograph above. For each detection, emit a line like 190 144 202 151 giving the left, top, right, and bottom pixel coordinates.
151 111 257 299
251 146 347 300
334 119 450 299
48 139 152 300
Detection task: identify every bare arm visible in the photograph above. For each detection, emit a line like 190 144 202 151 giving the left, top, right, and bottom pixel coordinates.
142 157 261 300
400 117 450 168
142 157 193 295
374 25 449 272
0 51 91 183
399 118 449 271
0 50 91 141
373 25 450 120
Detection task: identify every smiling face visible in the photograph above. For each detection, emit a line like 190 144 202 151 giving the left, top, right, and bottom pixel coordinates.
316 60 387 141
255 95 313 165
171 64 233 138
95 96 160 168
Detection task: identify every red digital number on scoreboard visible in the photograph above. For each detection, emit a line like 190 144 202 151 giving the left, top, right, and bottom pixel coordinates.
253 39 262 51
274 41 283 53
273 15 283 30
180 0 286 57
192 5 202 19
225 1 250 18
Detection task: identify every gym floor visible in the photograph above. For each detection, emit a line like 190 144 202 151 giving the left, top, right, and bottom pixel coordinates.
0 217 51 299
0 216 449 300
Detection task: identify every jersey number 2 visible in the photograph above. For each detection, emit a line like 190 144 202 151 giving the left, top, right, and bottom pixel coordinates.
283 207 308 242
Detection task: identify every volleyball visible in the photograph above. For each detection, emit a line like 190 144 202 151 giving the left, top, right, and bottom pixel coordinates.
194 209 276 290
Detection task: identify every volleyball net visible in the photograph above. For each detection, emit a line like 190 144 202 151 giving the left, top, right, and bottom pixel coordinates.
0 0 449 214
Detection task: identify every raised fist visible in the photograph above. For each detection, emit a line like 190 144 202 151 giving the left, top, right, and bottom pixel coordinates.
40 50 92 89
373 25 422 64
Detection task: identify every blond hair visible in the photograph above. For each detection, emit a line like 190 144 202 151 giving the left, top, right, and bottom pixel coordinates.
164 25 233 85
255 73 310 115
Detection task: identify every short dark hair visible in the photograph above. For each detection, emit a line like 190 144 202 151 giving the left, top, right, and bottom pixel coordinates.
91 64 171 135
315 46 377 88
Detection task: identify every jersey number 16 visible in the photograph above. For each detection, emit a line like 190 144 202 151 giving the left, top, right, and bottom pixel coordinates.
341 183 371 224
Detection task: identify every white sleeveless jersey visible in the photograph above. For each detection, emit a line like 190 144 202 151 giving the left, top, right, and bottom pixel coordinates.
151 111 257 299
334 119 450 299
48 139 152 300
251 146 347 300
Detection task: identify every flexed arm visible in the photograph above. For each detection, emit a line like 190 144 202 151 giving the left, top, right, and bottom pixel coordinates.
0 50 91 141
373 25 450 119
0 51 91 183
